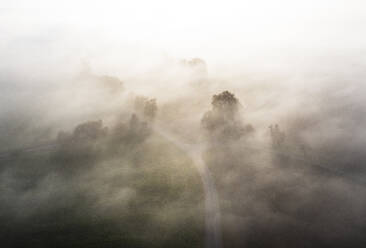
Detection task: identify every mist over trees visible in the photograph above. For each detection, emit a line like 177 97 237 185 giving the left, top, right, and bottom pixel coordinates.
201 91 254 142
78 62 125 94
0 91 204 248
1 57 366 248
199 89 366 248
134 96 158 122
2 0 366 246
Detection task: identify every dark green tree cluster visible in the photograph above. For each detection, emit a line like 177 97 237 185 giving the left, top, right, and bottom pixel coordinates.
201 91 254 142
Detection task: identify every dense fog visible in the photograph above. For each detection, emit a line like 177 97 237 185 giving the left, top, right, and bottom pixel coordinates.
2 1 366 247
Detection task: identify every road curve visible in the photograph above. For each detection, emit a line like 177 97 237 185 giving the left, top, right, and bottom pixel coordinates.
154 127 223 248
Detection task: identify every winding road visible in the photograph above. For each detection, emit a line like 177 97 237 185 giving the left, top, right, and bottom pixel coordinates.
154 126 223 248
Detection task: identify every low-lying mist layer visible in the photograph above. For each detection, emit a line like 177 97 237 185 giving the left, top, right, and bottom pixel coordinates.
1 57 366 248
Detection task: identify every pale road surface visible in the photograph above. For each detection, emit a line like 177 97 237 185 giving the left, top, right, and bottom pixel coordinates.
154 126 223 248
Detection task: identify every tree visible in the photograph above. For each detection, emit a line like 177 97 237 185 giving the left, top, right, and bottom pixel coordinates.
201 91 253 141
269 124 285 147
57 120 108 145
134 96 158 122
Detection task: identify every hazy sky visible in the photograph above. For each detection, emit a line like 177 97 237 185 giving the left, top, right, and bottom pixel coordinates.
1 0 365 62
